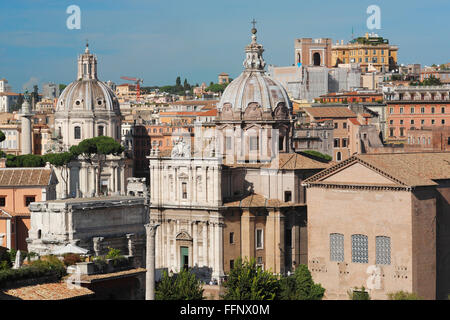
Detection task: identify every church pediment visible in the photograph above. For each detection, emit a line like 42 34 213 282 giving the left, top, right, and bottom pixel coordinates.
176 231 192 241
320 162 399 185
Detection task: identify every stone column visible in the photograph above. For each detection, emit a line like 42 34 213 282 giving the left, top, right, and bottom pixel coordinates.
192 221 198 266
241 209 255 260
120 164 126 195
202 221 208 267
145 223 160 300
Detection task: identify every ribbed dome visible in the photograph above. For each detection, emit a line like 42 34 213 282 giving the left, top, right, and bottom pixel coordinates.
217 71 291 112
56 79 120 115
217 27 291 112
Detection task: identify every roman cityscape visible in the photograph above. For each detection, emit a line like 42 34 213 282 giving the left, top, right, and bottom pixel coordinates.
0 0 449 306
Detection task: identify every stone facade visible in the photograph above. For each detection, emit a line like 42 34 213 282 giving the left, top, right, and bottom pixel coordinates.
304 153 450 300
27 196 147 268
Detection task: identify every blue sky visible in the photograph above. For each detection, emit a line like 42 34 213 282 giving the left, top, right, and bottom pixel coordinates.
0 0 449 92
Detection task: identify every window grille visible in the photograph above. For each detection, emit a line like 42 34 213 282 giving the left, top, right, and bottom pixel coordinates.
376 236 391 265
330 233 344 262
351 234 368 263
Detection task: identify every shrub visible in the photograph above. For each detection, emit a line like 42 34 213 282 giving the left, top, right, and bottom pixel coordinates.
106 247 122 259
156 269 204 300
301 150 332 162
0 248 12 270
279 264 325 300
63 253 82 266
387 291 421 300
348 286 370 300
0 256 66 288
222 257 280 300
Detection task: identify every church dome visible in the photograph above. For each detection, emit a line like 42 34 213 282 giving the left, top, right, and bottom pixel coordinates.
54 43 122 149
56 79 120 115
217 28 291 113
56 43 120 116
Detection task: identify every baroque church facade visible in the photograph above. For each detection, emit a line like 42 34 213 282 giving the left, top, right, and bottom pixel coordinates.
148 27 329 282
52 44 132 198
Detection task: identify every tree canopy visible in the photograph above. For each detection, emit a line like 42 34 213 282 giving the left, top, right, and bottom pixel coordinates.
279 264 325 300
156 269 204 300
222 257 280 300
70 136 124 159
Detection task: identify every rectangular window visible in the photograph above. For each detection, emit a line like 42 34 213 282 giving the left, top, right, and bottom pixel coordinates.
342 138 348 147
389 107 394 114
343 122 347 129
256 229 263 249
376 236 391 265
334 122 338 129
399 107 404 114
442 107 445 114
410 107 415 114
230 260 234 269
98 126 104 136
330 233 344 262
182 182 187 199
25 196 36 207
0 196 5 207
351 234 368 263
74 126 81 139
411 119 415 125
421 107 425 114
284 191 292 202
257 256 263 266
334 138 340 148
442 119 446 125
229 232 234 244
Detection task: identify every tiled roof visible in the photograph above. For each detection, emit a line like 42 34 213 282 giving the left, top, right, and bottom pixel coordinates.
223 193 302 208
304 152 450 187
170 100 218 106
304 107 356 118
0 168 53 187
0 208 30 218
225 153 330 170
349 118 361 125
1 282 94 300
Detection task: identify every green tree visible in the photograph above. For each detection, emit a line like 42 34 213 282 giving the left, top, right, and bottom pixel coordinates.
70 136 124 196
421 75 442 86
222 257 280 300
6 154 44 167
59 84 67 92
0 131 5 144
279 264 325 300
206 83 228 93
43 152 76 198
387 291 421 300
156 269 204 300
348 286 370 300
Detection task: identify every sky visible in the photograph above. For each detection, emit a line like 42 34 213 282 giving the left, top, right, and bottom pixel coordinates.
0 0 449 92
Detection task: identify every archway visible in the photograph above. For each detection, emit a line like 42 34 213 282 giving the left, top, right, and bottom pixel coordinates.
313 52 321 66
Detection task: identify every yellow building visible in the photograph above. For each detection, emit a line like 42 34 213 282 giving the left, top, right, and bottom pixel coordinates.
332 33 398 72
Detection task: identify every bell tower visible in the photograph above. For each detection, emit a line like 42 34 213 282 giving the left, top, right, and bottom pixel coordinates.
77 41 98 80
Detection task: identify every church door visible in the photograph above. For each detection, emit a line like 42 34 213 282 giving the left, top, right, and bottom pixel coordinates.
180 246 189 270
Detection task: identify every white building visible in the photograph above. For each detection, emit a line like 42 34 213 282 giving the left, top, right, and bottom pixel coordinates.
52 43 132 198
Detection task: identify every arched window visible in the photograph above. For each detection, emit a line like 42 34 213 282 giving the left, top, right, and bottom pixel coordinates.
74 126 81 140
336 151 342 161
313 52 321 66
98 125 104 136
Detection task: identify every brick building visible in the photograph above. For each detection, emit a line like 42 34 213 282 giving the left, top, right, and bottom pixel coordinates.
304 152 450 300
385 85 450 143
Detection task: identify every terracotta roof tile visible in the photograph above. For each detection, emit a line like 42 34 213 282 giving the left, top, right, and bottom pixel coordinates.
1 282 94 300
0 168 52 187
304 152 450 187
304 107 357 118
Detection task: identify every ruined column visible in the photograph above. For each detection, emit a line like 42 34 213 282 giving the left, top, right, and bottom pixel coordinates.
145 223 160 300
